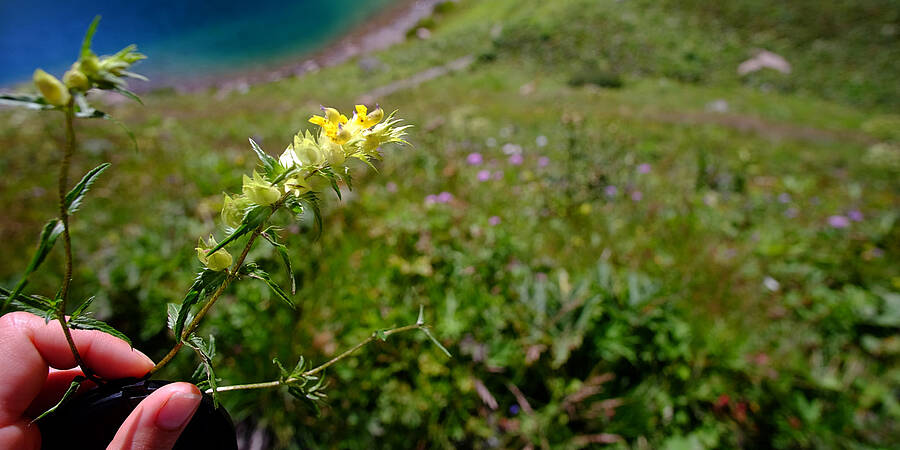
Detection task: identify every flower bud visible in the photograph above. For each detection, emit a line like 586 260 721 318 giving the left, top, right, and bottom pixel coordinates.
196 236 233 271
80 54 101 77
33 69 71 106
284 177 311 197
242 172 281 206
221 194 251 228
364 106 384 128
63 65 90 91
322 139 347 166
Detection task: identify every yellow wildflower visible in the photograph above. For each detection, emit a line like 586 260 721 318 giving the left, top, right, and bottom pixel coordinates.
33 69 71 106
196 236 233 271
242 171 281 206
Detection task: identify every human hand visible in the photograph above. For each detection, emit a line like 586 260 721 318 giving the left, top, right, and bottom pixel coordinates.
0 312 201 449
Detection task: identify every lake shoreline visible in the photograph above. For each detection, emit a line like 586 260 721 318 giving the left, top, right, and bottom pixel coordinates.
145 0 445 95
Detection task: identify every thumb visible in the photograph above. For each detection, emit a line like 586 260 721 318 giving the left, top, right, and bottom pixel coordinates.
107 382 201 450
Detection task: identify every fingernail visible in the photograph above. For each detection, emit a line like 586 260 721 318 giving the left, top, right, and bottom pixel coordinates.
134 349 155 367
155 388 201 431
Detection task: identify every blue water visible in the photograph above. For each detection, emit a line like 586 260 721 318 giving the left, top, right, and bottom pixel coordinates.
0 0 398 86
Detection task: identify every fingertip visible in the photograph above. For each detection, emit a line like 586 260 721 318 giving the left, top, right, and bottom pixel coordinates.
155 383 201 431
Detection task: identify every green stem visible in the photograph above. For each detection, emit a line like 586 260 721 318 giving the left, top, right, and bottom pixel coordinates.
58 105 100 383
208 323 421 394
149 200 283 375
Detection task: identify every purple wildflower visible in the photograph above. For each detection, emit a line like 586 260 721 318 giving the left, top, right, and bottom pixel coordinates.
509 405 520 415
437 192 453 203
637 163 651 174
537 156 550 168
631 190 643 202
424 195 437 205
489 216 501 226
827 215 850 229
778 193 791 204
605 185 618 197
492 170 504 180
509 154 524 165
477 170 491 182
784 207 799 218
385 182 397 193
848 210 864 222
467 153 483 165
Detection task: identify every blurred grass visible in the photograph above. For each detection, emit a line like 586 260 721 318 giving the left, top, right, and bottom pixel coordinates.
1 0 898 448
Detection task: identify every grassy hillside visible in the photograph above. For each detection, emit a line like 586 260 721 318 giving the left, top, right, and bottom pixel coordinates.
1 0 898 448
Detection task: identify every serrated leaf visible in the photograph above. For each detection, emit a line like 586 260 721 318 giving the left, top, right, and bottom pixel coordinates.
166 303 179 331
69 315 131 346
244 267 295 309
1 219 64 313
70 296 95 319
420 327 452 358
0 93 54 111
262 231 296 294
174 269 228 339
187 334 219 407
31 376 86 423
288 386 322 417
273 357 289 379
65 163 111 214
206 205 269 255
1 287 57 316
248 138 280 177
298 192 323 240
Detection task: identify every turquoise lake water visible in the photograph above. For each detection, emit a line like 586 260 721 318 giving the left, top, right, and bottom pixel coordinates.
0 0 398 86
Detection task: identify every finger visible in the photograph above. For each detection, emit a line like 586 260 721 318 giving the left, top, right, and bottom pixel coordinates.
0 312 153 424
25 368 97 418
108 383 201 450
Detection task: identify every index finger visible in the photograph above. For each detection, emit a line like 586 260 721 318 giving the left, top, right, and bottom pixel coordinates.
0 311 154 425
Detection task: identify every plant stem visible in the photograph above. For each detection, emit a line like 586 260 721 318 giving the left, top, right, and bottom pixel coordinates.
149 202 282 375
208 324 421 394
58 105 101 383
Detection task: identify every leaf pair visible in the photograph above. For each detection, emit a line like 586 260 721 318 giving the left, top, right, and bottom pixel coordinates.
1 164 110 313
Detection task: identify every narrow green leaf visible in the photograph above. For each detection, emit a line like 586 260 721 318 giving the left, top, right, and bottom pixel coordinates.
80 16 101 59
2 219 64 313
31 376 86 423
187 334 218 407
206 205 269 256
248 138 279 177
69 316 131 346
1 287 56 316
420 327 452 358
245 267 295 309
112 86 143 105
175 270 227 339
104 114 138 150
288 386 322 417
0 94 54 111
70 296 95 319
65 163 111 214
119 70 148 81
298 192 323 240
262 231 296 294
166 303 179 331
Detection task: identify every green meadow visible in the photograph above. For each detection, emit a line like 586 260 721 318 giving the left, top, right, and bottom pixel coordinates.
1 0 898 447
